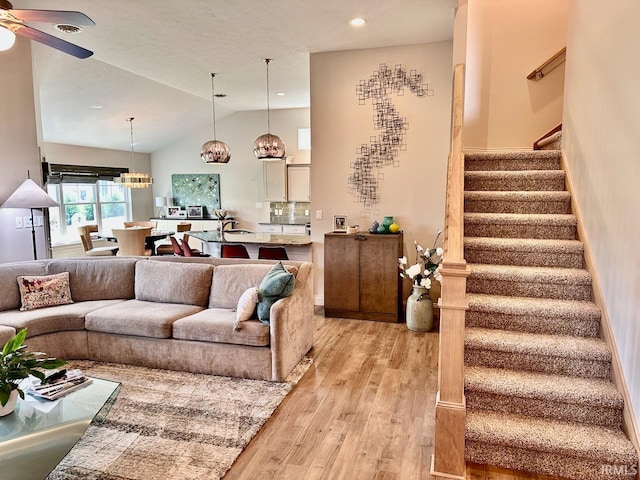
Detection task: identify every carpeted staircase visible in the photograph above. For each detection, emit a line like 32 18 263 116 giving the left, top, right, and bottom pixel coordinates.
462 149 639 479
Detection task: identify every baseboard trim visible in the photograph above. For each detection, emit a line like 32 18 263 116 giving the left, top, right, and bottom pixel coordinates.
561 150 640 460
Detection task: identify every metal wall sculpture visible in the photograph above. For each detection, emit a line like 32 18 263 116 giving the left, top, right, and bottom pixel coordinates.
348 64 432 212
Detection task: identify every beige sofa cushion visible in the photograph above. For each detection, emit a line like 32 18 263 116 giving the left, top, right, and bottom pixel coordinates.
47 258 137 302
0 325 16 345
135 260 213 307
173 309 270 347
85 299 204 338
0 299 125 337
209 264 280 309
0 262 47 312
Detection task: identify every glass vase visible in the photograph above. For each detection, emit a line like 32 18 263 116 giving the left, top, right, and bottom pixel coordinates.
382 216 394 233
405 285 434 332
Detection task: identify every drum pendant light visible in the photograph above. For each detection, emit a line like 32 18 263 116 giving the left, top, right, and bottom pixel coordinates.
201 73 231 164
114 117 153 188
253 58 286 160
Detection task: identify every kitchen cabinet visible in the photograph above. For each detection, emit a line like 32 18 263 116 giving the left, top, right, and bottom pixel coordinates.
257 224 283 234
324 232 403 322
257 224 307 235
263 160 287 201
286 165 310 202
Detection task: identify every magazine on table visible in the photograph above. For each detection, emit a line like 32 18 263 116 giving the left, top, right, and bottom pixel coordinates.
27 368 93 400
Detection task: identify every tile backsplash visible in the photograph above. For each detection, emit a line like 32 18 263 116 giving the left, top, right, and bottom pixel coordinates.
270 202 311 224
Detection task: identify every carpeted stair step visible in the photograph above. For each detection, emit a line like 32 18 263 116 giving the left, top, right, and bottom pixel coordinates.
465 170 566 192
464 327 611 378
464 237 583 268
465 150 561 171
464 213 577 239
465 410 638 480
466 293 601 337
464 190 572 214
467 264 592 301
536 130 562 151
465 366 623 428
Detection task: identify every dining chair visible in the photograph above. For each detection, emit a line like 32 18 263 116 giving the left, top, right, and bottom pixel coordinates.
258 246 289 260
156 223 191 255
77 225 118 256
112 227 153 256
221 244 250 259
181 239 210 257
123 220 157 229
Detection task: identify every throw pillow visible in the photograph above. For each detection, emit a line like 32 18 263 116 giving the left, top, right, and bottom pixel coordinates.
17 272 74 311
256 262 295 324
233 287 259 331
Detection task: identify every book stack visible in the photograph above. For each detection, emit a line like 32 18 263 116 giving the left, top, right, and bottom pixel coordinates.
28 369 93 400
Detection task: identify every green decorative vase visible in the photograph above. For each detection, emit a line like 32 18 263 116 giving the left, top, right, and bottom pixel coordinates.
405 285 434 332
382 216 394 233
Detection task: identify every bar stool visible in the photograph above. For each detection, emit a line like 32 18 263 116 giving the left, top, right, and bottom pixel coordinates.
258 246 288 260
221 244 250 259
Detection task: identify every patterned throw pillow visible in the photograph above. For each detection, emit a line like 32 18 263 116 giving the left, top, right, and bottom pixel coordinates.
17 272 74 311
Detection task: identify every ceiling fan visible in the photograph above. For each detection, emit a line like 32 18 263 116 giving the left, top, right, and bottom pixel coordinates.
0 0 94 59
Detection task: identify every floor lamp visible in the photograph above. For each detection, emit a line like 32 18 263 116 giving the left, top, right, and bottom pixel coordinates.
1 177 59 260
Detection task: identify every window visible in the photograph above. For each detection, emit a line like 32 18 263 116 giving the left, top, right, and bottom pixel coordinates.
47 180 130 245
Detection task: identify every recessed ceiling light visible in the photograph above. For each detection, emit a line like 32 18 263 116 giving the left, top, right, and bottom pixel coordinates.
350 18 366 27
90 105 103 109
276 92 285 96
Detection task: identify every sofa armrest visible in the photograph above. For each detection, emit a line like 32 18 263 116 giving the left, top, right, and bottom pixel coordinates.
269 262 314 381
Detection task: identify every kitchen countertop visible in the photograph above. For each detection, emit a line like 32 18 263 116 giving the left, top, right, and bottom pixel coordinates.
188 231 312 246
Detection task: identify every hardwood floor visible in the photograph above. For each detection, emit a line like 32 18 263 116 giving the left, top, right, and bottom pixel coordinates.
224 313 568 480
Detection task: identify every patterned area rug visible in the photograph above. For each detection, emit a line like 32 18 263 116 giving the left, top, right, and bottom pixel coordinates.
46 358 312 480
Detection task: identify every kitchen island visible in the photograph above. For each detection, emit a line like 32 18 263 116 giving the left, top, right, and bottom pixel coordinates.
188 231 312 261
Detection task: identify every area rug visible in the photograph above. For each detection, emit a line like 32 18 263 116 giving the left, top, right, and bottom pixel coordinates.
46 358 312 480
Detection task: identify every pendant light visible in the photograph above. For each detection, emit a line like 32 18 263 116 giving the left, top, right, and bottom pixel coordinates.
201 72 231 164
253 58 286 160
114 117 153 188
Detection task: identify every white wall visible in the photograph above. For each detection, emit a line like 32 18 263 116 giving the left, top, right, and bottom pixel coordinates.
0 37 48 262
463 0 568 149
563 0 640 424
151 108 310 229
41 142 153 221
310 42 453 304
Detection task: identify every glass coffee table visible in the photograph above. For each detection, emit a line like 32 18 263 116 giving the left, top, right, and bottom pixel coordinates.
0 377 120 480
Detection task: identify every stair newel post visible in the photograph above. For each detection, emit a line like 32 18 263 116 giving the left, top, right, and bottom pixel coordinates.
431 63 470 480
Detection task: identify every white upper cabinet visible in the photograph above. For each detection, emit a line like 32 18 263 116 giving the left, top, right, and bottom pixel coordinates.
286 165 310 202
263 160 287 202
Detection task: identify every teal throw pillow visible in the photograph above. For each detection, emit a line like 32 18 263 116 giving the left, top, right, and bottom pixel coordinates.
256 262 295 324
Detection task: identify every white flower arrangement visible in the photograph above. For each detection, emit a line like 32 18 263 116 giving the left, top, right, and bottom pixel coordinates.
398 230 443 291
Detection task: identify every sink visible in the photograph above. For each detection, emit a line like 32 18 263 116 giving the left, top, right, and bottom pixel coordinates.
224 229 254 234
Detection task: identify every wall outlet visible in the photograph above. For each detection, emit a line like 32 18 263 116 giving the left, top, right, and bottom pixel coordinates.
23 216 33 228
15 217 23 229
255 202 263 208
315 210 323 220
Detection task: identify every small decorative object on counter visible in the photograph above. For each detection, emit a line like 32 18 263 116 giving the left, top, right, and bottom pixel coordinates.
389 222 400 233
347 225 359 234
382 216 394 232
376 225 386 234
369 220 379 234
398 230 443 332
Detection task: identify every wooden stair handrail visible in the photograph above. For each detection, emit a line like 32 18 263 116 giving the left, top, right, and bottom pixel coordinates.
431 63 471 480
527 47 566 81
533 123 562 150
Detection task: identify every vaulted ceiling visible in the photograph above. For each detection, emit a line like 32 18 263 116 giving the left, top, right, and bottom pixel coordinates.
13 0 456 152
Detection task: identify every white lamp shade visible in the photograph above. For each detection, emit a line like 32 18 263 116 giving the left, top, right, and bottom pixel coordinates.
1 179 58 209
154 196 168 207
0 28 16 52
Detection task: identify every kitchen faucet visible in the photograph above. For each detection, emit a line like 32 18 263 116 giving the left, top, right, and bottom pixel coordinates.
219 219 238 232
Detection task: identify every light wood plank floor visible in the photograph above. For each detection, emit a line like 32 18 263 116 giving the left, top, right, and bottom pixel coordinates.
224 313 568 480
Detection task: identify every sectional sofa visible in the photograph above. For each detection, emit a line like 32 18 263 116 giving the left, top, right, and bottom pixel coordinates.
0 256 314 382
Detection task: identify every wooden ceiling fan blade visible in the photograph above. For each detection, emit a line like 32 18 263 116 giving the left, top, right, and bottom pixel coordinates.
13 24 93 59
9 9 95 26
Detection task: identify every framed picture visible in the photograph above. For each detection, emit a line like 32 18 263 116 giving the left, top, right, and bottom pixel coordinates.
166 206 182 218
187 205 203 218
333 214 347 233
